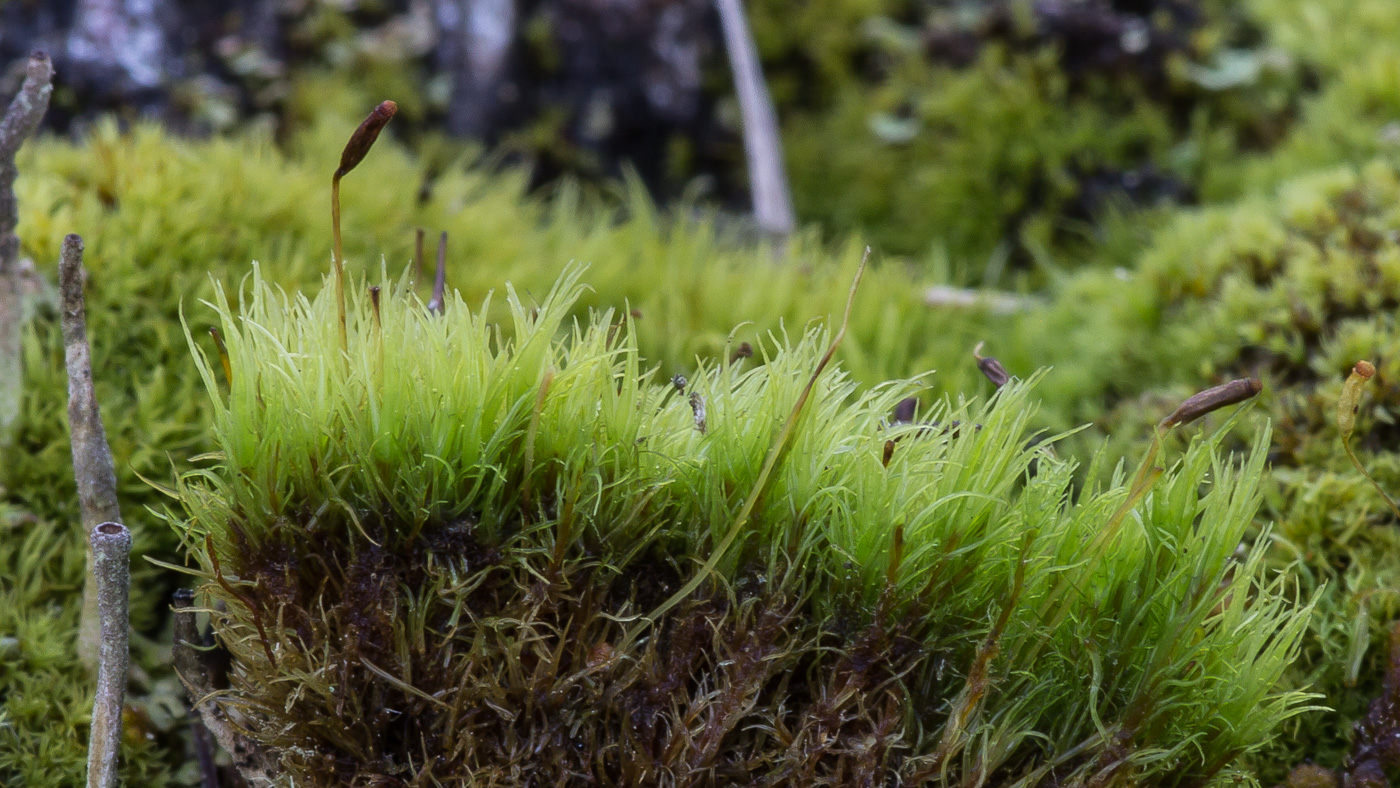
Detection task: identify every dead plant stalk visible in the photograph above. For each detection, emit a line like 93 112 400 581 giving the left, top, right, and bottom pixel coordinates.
60 233 125 672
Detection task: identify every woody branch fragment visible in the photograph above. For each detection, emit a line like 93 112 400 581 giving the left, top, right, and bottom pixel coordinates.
86 522 131 788
0 52 54 442
60 233 124 671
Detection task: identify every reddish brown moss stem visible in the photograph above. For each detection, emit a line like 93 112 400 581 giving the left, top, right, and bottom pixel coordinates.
331 176 346 353
521 368 555 520
630 248 871 646
1336 361 1400 520
205 534 278 669
412 227 425 287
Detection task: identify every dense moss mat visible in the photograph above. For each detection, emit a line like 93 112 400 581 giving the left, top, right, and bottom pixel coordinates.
5 118 1400 786
0 118 1009 784
168 264 1309 785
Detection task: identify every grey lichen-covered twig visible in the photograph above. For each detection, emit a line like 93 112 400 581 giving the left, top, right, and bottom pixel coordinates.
86 522 131 788
0 52 54 442
173 589 280 787
714 0 795 240
60 233 125 672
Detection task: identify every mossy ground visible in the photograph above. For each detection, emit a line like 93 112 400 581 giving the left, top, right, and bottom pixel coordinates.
4 0 1400 783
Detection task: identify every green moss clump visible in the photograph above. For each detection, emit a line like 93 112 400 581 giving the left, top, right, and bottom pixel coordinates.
169 261 1310 785
0 120 1002 784
1073 158 1400 779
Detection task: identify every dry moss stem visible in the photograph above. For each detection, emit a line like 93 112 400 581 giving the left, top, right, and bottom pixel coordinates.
173 590 281 787
0 52 53 442
86 522 131 788
60 233 125 671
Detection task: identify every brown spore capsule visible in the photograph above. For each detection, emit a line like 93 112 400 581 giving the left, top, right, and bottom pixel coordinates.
729 341 753 364
336 100 398 180
893 397 918 425
1159 378 1262 430
973 342 1010 388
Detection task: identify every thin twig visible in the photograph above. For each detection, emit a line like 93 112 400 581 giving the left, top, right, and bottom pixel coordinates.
714 0 794 240
86 522 131 788
60 234 124 672
0 52 54 441
0 52 52 269
428 231 447 314
924 285 1033 314
412 227 425 287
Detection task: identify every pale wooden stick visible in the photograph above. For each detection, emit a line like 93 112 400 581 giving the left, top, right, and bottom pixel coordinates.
427 231 448 314
86 522 131 788
923 285 1033 314
60 234 124 671
714 0 795 240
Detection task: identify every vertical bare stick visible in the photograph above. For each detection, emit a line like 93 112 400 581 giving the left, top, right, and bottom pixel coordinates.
60 234 123 671
86 522 131 788
427 231 448 315
714 0 794 240
0 53 54 441
412 227 425 287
